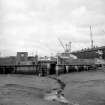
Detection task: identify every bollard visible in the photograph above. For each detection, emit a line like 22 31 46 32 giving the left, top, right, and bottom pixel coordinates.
66 65 69 73
56 65 59 76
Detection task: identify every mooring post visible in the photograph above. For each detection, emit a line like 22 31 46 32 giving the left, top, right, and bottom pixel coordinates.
66 65 69 73
47 63 50 75
75 65 79 72
3 66 5 74
56 64 59 76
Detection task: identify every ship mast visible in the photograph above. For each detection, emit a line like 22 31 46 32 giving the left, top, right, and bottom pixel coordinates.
69 42 72 53
66 42 72 53
90 26 94 48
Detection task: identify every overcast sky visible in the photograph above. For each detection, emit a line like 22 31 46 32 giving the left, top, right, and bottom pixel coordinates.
0 0 105 56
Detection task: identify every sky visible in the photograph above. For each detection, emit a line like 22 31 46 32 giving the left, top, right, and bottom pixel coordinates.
0 0 105 56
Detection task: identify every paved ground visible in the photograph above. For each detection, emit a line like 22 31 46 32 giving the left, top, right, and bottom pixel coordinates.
0 70 105 105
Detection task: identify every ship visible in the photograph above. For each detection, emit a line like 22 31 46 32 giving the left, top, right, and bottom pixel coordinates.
71 46 105 59
71 26 105 60
56 35 105 67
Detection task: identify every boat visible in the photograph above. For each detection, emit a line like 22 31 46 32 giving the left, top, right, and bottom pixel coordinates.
71 46 105 59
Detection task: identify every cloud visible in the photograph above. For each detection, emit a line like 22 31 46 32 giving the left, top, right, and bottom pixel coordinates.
1 0 27 12
71 6 87 17
0 0 105 56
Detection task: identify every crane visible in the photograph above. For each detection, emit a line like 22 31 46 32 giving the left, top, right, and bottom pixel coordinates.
58 38 66 51
58 38 72 53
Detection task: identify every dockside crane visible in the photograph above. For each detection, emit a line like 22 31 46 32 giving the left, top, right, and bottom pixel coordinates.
58 38 66 52
57 38 72 53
